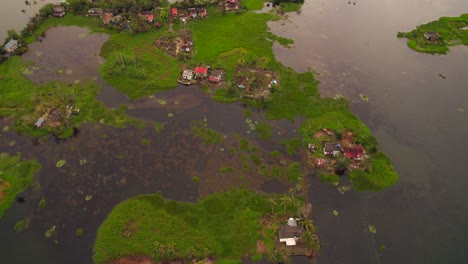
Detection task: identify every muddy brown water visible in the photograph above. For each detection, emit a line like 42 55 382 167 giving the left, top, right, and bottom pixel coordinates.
268 0 468 263
0 25 300 263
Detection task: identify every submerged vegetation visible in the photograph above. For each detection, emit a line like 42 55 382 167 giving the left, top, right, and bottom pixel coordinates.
397 14 468 54
0 153 41 219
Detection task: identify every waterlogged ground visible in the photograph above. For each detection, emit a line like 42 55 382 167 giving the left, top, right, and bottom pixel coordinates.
0 26 304 264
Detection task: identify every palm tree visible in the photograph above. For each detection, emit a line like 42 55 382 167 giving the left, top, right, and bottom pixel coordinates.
267 197 277 213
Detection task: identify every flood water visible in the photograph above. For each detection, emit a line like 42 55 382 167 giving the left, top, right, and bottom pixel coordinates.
0 1 467 264
268 0 468 263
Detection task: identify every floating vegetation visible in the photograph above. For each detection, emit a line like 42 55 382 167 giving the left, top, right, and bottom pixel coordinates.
73 80 80 84
337 185 351 195
79 159 87 165
379 244 387 252
368 225 377 234
38 199 46 209
78 33 86 38
66 69 73 75
56 160 66 168
174 100 180 105
56 69 63 74
21 67 34 75
36 51 43 57
141 139 150 146
157 99 167 105
359 94 369 102
9 141 15 146
332 210 339 216
167 113 174 118
192 176 200 183
85 195 93 201
457 108 464 112
191 121 223 145
333 93 344 100
76 228 84 236
45 225 56 238
14 218 31 232
3 126 9 132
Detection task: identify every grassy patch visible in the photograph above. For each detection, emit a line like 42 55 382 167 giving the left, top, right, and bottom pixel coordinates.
0 153 41 219
280 3 302 13
319 172 340 185
243 0 267 10
100 31 181 99
212 88 239 103
14 218 31 232
191 121 223 145
397 14 468 54
254 122 272 140
93 189 286 263
349 152 398 191
280 138 300 156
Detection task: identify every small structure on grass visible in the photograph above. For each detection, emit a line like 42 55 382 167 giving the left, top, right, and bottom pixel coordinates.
188 8 198 19
88 8 103 17
209 70 224 83
3 39 18 53
102 13 113 25
178 69 195 85
225 0 240 12
194 66 209 78
235 66 277 100
141 11 154 23
171 8 178 18
279 218 304 246
52 5 66 18
342 146 365 160
424 31 440 41
323 142 341 157
197 8 208 17
34 117 45 128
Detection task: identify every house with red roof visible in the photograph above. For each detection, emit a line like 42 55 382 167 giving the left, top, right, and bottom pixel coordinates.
171 8 178 17
209 70 224 83
342 146 365 160
194 67 209 77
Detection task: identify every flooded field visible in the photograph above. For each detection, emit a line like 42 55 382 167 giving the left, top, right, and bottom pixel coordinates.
0 25 302 263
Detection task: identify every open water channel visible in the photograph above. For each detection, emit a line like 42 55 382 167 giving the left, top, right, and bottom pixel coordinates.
1 0 467 263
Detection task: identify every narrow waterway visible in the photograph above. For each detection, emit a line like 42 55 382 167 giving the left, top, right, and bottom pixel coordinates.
268 0 468 263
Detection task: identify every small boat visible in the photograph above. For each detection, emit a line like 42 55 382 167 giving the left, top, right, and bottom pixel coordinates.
439 73 446 79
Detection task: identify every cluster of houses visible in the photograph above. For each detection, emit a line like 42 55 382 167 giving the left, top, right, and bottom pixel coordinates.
171 7 208 23
307 128 366 169
178 66 224 85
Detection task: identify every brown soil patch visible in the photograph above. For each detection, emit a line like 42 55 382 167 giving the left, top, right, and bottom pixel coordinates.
111 256 154 264
256 240 266 254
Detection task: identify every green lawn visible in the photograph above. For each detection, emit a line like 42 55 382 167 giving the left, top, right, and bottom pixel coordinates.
93 189 286 263
0 153 41 219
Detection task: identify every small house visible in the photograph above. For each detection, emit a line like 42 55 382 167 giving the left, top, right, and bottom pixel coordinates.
110 15 123 25
3 39 18 53
194 66 209 77
34 117 45 128
52 5 66 18
209 70 224 83
279 218 304 246
342 146 365 160
102 13 113 25
424 31 440 41
188 8 197 19
197 8 207 17
141 11 154 23
88 8 103 17
323 142 341 156
178 69 195 85
225 0 240 11
179 11 190 23
171 8 178 17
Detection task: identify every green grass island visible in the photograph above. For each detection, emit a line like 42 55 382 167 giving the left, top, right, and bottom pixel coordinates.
1 0 399 262
0 153 41 219
397 14 468 54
